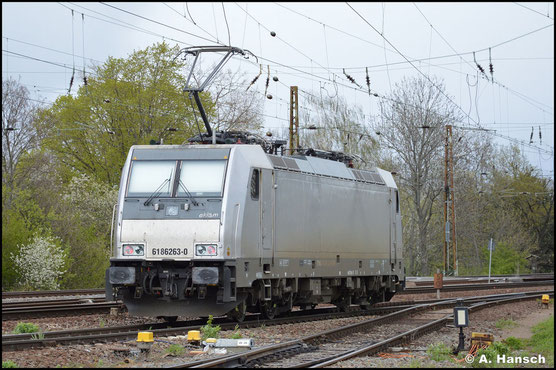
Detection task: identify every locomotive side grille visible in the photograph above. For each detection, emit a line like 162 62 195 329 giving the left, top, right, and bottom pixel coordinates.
282 157 300 171
268 155 287 169
351 169 364 181
371 173 385 184
360 171 374 182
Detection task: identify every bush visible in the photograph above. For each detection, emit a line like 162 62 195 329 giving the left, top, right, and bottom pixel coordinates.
10 232 68 290
2 360 18 368
12 322 40 334
200 315 221 341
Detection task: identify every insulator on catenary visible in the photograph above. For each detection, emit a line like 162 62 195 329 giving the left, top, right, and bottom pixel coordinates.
366 67 371 96
529 126 534 144
343 68 362 89
473 51 487 80
246 64 262 91
489 48 494 79
539 126 542 145
67 74 74 95
264 65 270 96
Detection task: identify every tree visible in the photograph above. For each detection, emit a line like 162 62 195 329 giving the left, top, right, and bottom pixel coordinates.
53 174 118 288
376 76 463 275
208 69 263 132
300 93 379 167
481 242 530 275
2 78 42 204
490 145 554 272
36 42 207 185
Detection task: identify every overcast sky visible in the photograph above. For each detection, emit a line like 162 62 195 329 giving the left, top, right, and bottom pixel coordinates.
2 2 554 178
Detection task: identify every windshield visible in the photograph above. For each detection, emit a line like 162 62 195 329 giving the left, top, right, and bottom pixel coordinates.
178 160 227 197
127 161 175 197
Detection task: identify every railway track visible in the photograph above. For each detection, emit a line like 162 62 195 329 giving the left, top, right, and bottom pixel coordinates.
407 273 554 286
2 279 552 321
167 290 554 368
2 274 552 300
2 300 123 321
3 289 552 353
400 279 554 294
2 279 552 301
2 289 105 299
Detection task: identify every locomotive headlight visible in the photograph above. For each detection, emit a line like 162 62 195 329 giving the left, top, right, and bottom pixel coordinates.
122 244 144 256
195 244 218 256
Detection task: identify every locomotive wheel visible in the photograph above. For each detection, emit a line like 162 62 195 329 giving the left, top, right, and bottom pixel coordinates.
334 295 351 312
227 300 247 323
161 316 178 323
259 301 278 320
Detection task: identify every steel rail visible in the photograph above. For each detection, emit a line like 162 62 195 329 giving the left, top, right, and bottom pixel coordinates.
400 280 553 294
2 301 123 321
2 289 104 299
167 290 553 368
2 276 552 298
0 305 383 351
309 292 554 368
2 298 105 308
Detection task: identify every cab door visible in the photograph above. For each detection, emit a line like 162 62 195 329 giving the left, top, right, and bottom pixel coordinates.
389 188 398 267
260 169 274 265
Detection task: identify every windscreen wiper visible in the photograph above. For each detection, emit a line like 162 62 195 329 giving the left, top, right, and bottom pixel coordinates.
143 178 171 206
178 179 199 207
144 168 174 206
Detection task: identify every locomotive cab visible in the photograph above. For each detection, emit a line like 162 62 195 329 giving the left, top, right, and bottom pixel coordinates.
106 144 271 318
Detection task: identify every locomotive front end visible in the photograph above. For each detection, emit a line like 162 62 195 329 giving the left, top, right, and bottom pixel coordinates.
106 145 238 318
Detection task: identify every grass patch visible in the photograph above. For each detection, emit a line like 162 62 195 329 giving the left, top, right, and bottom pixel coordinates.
229 324 242 339
165 344 185 356
30 331 45 340
426 342 452 362
2 361 18 368
407 359 424 367
495 318 517 330
501 336 524 350
12 322 39 334
526 315 553 367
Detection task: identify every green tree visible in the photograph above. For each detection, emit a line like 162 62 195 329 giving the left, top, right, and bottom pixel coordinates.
36 42 209 185
54 174 118 288
2 186 50 288
482 241 529 275
300 94 379 167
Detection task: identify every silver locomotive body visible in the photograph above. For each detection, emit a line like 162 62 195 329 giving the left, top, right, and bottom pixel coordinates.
106 144 404 319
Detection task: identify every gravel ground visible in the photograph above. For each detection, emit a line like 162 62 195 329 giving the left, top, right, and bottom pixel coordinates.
2 286 552 368
332 299 554 368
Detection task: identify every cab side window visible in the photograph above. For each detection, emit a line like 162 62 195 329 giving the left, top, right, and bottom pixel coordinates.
250 169 259 200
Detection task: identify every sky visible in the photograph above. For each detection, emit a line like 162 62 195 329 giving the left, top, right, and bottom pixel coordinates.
2 2 554 179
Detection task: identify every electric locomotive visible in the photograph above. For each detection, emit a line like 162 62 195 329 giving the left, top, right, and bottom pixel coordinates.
105 45 403 322
105 135 404 321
